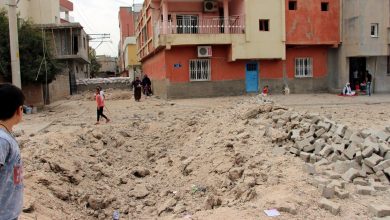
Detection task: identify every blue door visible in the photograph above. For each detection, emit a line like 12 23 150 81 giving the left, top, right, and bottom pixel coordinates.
246 62 259 93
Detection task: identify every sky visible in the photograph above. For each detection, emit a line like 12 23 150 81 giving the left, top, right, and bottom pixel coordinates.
71 0 143 57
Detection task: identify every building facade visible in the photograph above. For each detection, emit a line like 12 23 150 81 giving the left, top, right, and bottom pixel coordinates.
118 6 141 78
336 0 390 93
136 0 341 99
0 0 60 24
96 55 118 77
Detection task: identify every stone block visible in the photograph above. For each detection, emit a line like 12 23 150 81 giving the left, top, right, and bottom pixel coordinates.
353 177 369 186
333 160 360 174
335 187 349 199
335 125 347 137
310 154 317 164
322 185 335 199
343 144 357 160
300 152 311 162
377 170 390 185
362 163 375 175
318 198 340 215
371 182 389 191
320 145 334 157
296 138 311 150
344 128 353 140
328 180 346 189
369 204 390 217
356 185 375 195
324 170 341 179
350 132 364 144
313 176 331 187
385 167 390 176
373 160 390 173
362 146 375 158
375 131 390 142
328 153 340 162
315 158 330 166
342 168 361 182
315 128 326 138
364 154 384 168
289 147 300 156
303 144 315 153
290 129 301 140
355 151 363 164
303 163 317 175
321 132 333 140
364 136 380 152
314 139 326 155
386 152 390 160
361 129 375 138
318 122 331 131
379 143 390 156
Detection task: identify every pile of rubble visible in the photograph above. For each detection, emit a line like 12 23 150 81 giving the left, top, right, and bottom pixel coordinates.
76 77 132 85
246 103 390 217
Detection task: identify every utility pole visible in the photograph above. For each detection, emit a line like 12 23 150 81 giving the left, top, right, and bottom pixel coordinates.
8 0 22 88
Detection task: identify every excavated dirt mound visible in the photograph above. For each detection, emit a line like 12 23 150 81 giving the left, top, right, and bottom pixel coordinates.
16 92 390 220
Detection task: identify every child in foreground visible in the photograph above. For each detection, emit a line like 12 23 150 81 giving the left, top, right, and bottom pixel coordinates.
0 83 25 220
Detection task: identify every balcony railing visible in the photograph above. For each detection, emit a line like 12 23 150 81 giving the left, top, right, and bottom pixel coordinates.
156 15 245 35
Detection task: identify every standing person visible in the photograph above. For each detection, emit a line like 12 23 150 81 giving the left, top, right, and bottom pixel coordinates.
142 74 152 96
95 88 110 125
0 83 25 220
365 70 372 96
131 77 142 101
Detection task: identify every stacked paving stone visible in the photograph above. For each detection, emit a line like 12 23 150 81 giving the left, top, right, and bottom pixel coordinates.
261 107 390 216
76 77 132 85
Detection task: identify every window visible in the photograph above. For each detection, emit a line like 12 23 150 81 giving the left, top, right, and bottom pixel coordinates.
177 15 198 34
321 2 329 11
189 59 211 81
371 23 379 37
289 1 297 10
259 19 269 31
295 58 313 77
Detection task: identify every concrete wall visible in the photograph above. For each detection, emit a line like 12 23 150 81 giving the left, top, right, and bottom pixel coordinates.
285 0 340 45
342 0 389 57
366 56 390 93
48 72 70 102
260 77 328 94
336 0 390 89
22 84 44 106
77 82 131 93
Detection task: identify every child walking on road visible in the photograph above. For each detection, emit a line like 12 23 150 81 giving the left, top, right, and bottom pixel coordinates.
95 88 110 125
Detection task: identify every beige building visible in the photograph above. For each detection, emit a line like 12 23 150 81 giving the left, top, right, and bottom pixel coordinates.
334 0 390 93
0 0 60 24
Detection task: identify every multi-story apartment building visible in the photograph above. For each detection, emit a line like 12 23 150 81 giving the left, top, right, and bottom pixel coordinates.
336 0 390 93
0 0 90 104
118 6 141 78
136 0 341 98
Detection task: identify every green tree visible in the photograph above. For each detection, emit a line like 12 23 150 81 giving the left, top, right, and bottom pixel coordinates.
0 10 62 84
89 47 101 78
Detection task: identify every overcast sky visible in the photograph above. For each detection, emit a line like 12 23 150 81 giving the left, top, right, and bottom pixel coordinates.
71 0 143 57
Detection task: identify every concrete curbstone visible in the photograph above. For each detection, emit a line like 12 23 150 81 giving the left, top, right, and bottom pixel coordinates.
318 198 340 215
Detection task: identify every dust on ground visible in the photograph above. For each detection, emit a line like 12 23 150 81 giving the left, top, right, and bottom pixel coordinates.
15 91 390 219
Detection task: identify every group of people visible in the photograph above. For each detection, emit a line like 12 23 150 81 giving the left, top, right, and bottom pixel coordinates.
131 74 152 102
93 74 152 125
345 69 372 96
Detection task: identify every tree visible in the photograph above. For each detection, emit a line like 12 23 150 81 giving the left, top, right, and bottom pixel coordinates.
0 9 62 84
89 47 101 78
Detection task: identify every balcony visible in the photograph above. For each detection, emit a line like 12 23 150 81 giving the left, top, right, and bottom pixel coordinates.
154 16 246 48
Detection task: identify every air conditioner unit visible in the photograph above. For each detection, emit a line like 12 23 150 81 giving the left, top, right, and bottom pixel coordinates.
204 0 218 12
198 46 212 57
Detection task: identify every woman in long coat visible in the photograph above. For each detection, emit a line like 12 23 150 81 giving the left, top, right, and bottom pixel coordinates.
132 77 142 101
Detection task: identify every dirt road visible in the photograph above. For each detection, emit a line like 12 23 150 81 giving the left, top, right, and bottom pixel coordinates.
16 91 390 219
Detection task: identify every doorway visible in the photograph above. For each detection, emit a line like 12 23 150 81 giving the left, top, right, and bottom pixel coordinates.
349 57 366 90
245 62 259 93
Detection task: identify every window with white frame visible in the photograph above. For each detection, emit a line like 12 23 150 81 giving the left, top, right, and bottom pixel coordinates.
189 59 211 81
371 23 379 37
295 58 313 77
